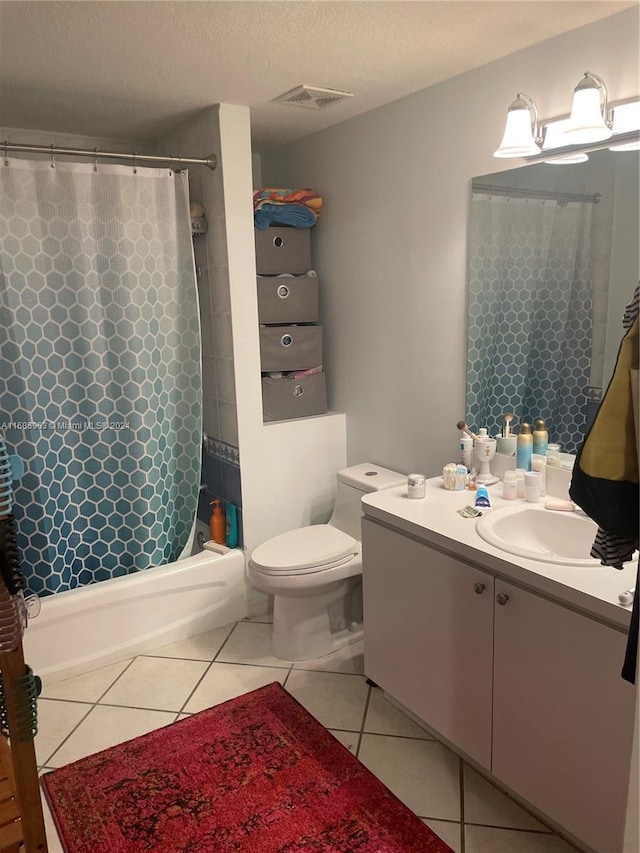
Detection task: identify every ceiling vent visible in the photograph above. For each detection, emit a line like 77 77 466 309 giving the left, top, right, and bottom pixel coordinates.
272 85 354 110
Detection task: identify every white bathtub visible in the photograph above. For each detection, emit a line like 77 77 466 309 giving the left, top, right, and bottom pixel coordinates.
23 524 247 684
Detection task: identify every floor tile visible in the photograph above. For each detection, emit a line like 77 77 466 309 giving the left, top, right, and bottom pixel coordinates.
423 819 462 853
364 688 432 739
145 624 235 661
100 656 208 711
464 825 575 853
35 699 92 766
358 734 461 821
293 641 364 674
464 764 548 831
245 611 273 624
285 670 369 731
183 662 287 713
40 659 132 703
47 704 175 767
215 621 293 667
328 729 360 753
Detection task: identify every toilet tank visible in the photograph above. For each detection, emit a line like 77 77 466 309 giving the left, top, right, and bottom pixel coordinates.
329 463 405 541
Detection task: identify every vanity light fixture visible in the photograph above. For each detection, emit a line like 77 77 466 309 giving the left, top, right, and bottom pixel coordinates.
493 71 640 163
563 72 612 144
609 101 640 151
493 94 542 158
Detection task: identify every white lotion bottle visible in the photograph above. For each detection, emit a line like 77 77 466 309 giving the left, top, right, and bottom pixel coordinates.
531 454 547 497
460 435 474 470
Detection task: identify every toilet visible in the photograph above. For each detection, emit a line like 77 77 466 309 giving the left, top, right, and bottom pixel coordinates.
248 463 405 661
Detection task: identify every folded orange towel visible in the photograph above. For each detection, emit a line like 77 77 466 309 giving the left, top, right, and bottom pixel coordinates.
253 188 323 216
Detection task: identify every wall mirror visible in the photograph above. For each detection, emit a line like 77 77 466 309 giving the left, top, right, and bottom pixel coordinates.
466 148 639 455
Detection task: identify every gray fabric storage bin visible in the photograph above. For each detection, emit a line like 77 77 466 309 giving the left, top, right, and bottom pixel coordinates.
257 275 319 324
262 372 327 421
255 227 311 275
259 325 323 372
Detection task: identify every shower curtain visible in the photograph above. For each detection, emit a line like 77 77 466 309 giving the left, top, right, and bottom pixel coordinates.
0 159 202 595
467 194 593 454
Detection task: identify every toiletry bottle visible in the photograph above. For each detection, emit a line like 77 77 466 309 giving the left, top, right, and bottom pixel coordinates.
532 418 549 457
475 485 491 508
546 443 561 467
466 467 478 491
460 434 474 470
531 454 547 497
502 470 517 501
209 499 226 545
225 503 238 548
524 470 542 503
516 423 533 471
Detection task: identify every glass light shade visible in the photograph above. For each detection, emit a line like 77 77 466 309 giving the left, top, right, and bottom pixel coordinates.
564 87 612 144
544 153 589 165
610 101 640 151
494 107 541 158
542 120 589 163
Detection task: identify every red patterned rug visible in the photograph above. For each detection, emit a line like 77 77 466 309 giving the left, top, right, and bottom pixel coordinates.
42 682 451 852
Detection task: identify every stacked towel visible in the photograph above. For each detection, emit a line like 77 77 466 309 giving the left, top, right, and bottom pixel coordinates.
253 188 323 230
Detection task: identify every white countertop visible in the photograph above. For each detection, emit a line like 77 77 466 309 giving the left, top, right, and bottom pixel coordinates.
362 477 636 630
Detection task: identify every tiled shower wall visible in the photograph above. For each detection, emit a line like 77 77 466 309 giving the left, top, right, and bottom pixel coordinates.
157 108 242 543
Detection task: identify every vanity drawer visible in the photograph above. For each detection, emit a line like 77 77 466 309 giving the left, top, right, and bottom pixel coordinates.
255 227 311 275
259 325 323 372
257 275 319 324
262 372 327 421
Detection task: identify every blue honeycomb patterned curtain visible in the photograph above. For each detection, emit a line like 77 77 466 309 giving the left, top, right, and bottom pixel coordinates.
0 159 202 595
467 194 593 454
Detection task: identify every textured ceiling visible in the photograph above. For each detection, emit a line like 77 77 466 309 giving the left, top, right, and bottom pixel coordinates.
0 1 635 149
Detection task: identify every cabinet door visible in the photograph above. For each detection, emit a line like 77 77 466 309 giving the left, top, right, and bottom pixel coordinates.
492 579 635 853
362 518 494 767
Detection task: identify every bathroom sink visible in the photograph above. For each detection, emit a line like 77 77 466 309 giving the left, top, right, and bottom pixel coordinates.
475 505 600 566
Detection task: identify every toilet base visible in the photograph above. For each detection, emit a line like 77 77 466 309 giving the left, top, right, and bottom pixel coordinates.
272 576 363 661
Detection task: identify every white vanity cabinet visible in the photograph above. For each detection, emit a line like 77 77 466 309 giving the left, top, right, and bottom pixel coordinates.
362 517 635 853
361 518 494 768
492 578 635 853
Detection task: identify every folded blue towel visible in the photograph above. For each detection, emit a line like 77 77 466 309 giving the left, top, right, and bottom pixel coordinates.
254 203 317 230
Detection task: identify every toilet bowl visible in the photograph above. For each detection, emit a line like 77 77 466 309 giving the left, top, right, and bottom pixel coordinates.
248 463 405 661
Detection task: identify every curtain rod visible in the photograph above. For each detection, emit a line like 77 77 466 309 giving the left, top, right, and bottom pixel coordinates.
472 183 601 204
2 141 217 171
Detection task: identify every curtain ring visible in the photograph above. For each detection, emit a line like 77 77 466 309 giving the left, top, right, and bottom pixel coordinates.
133 151 137 175
169 155 175 176
93 148 99 172
49 144 55 169
3 141 8 167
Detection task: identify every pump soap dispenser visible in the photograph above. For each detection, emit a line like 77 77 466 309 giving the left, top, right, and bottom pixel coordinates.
209 499 226 545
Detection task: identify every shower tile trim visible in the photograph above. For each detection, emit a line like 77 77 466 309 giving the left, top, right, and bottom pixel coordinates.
205 436 239 467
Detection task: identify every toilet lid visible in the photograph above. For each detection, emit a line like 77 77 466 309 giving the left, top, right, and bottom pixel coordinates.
250 525 358 574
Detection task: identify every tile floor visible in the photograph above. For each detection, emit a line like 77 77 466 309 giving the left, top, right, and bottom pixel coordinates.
37 616 580 853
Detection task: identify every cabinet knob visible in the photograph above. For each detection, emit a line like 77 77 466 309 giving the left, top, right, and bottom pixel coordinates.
496 592 510 606
474 582 486 595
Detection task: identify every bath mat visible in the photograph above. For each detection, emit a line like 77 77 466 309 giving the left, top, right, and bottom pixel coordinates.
42 682 451 852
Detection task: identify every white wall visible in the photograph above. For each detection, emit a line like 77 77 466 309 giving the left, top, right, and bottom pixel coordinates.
261 8 639 478
215 106 347 570
604 154 640 388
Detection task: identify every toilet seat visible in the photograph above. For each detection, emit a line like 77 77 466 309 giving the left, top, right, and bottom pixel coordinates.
250 524 358 576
